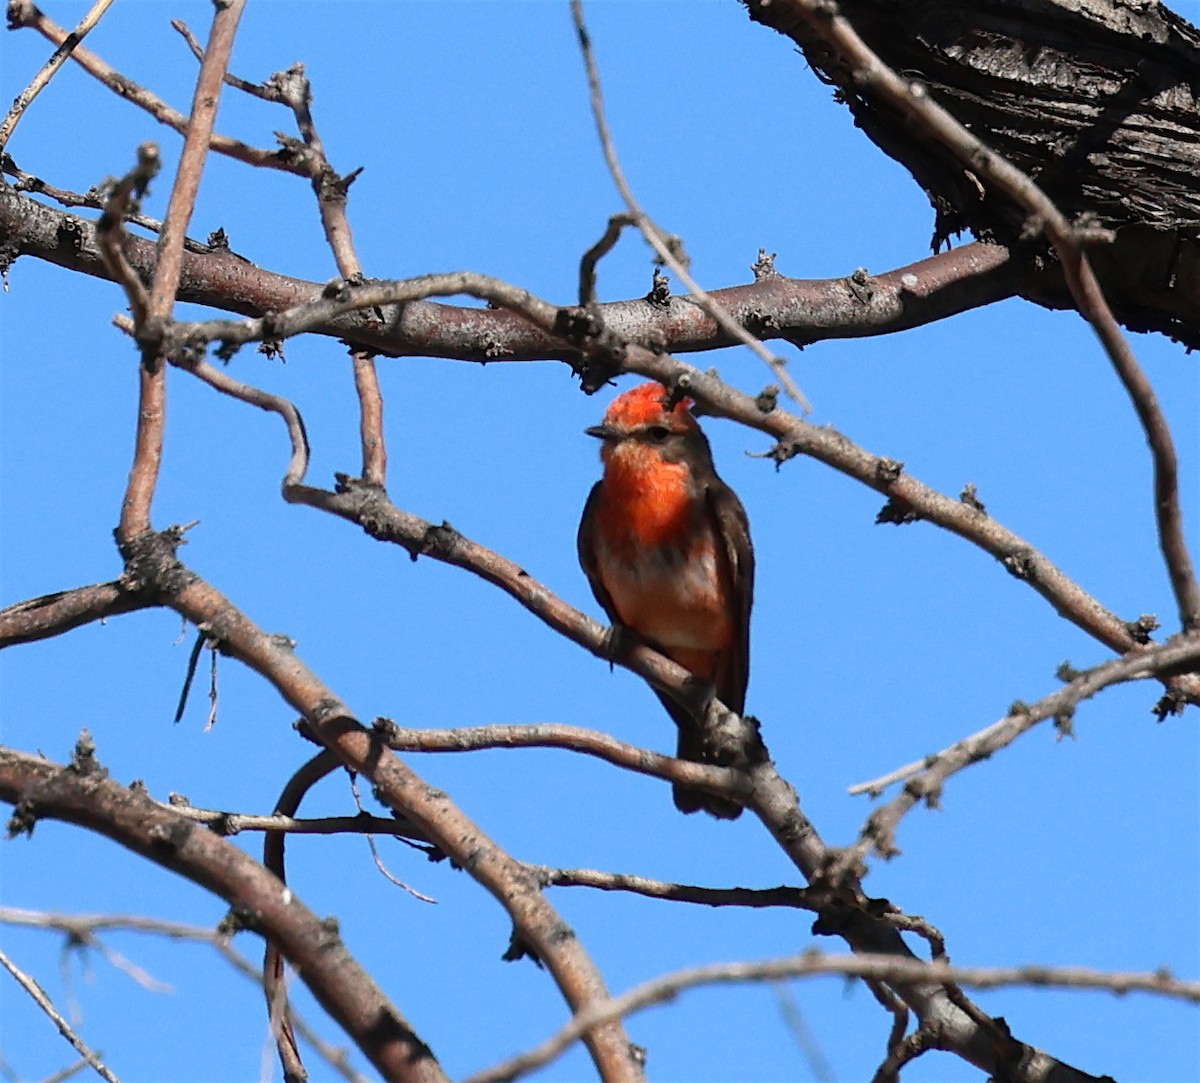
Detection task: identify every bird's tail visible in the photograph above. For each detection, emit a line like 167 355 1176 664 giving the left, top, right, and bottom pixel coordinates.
673 723 743 820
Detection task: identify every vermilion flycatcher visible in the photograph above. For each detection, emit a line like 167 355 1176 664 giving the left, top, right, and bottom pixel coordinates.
578 382 754 819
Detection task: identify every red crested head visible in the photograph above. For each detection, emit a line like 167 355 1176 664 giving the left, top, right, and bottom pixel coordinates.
600 382 698 435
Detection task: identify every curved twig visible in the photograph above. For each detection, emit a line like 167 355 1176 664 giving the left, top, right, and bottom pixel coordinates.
571 0 810 409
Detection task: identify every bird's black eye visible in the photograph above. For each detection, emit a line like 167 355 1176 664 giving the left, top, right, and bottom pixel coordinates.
646 425 670 442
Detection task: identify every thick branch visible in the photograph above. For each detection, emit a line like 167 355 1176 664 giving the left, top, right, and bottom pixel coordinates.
0 188 1025 356
0 580 151 648
0 741 444 1083
112 530 643 1083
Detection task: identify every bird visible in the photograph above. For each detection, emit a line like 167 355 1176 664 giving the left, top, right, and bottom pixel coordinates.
577 381 754 819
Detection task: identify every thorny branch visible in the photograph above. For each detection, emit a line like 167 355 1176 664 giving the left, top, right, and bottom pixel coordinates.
841 631 1200 868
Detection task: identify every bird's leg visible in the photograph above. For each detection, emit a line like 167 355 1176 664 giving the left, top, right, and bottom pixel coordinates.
600 621 639 672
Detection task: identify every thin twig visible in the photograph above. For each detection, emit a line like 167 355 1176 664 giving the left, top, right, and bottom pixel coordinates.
170 18 276 100
841 632 1200 870
346 774 437 903
0 741 441 1082
0 946 120 1083
570 0 810 410
0 0 117 151
263 64 388 487
7 0 296 174
118 0 246 544
0 909 371 1083
124 313 311 491
464 950 1200 1083
532 866 816 911
578 212 636 306
765 0 1198 628
94 145 160 326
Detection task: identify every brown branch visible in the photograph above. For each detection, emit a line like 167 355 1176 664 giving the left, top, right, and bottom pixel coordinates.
262 751 340 1083
111 529 643 1082
7 1 296 175
842 632 1200 867
0 739 443 1083
113 313 312 492
571 0 809 409
532 866 817 911
117 0 244 544
750 0 1200 631
467 950 1192 1083
0 187 1025 355
578 212 636 306
374 719 748 799
0 580 152 649
93 146 159 325
0 0 116 151
259 63 387 487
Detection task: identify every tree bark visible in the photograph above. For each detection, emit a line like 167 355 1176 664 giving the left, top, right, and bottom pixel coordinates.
744 0 1200 347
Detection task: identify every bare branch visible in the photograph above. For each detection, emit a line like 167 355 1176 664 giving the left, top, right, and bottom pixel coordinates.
0 188 1026 355
0 944 121 1083
117 0 245 544
467 950 1197 1083
0 580 151 649
571 0 810 409
843 632 1200 866
531 866 817 911
101 529 643 1082
748 0 1200 630
0 908 371 1083
375 719 749 800
7 1 296 174
0 0 116 151
0 740 445 1083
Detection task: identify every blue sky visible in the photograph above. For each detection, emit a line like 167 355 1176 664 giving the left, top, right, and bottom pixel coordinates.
2 3 1197 1082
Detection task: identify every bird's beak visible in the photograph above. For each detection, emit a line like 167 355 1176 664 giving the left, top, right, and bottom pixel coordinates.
585 423 618 441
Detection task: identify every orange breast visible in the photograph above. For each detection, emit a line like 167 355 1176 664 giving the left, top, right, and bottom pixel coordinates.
592 447 734 668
